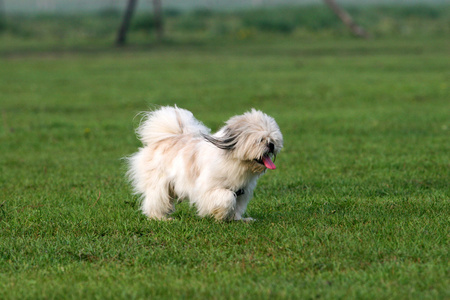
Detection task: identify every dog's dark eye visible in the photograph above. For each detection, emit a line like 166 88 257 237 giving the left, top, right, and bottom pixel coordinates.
268 142 275 153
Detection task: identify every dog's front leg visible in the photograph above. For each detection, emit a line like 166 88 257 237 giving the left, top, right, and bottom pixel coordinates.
233 191 255 222
196 189 236 221
233 179 257 221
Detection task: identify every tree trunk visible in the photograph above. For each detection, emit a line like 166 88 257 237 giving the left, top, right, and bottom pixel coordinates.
0 0 5 31
0 0 4 18
116 0 138 46
153 0 163 41
323 0 370 39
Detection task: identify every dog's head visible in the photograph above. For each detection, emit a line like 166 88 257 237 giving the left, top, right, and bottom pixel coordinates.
205 109 283 173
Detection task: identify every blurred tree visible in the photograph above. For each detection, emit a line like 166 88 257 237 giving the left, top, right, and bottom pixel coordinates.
116 0 164 46
323 0 370 38
116 0 138 45
153 0 163 41
0 0 5 31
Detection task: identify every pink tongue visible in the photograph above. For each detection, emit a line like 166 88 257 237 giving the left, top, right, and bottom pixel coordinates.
262 155 276 170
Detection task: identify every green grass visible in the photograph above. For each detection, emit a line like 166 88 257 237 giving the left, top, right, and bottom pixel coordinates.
0 36 449 299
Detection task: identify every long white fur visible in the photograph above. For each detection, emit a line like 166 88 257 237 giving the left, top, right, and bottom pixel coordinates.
127 106 283 221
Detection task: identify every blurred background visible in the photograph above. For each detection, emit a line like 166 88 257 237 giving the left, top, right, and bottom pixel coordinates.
0 0 449 52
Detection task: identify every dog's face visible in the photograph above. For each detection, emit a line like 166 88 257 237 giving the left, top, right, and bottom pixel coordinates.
205 109 283 173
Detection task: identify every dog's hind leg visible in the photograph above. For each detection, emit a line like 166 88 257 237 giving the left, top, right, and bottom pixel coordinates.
140 183 174 220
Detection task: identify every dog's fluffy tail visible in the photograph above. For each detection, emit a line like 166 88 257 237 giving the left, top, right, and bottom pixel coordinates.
136 106 210 145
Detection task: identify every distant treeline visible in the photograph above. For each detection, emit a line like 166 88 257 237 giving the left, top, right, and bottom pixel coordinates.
1 4 449 41
4 0 450 14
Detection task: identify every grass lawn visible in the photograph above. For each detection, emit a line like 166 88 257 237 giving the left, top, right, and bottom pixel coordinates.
0 37 449 299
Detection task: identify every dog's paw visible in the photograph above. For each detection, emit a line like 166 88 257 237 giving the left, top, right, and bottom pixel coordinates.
147 215 174 221
242 217 256 222
234 216 256 222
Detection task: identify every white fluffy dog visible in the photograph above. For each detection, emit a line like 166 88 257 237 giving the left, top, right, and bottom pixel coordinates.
127 106 283 221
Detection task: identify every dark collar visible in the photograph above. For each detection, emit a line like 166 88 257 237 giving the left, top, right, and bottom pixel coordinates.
235 188 245 197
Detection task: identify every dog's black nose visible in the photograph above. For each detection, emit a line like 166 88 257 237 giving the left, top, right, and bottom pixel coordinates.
268 142 275 153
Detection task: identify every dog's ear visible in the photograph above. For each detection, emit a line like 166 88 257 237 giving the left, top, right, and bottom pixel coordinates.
203 128 238 151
